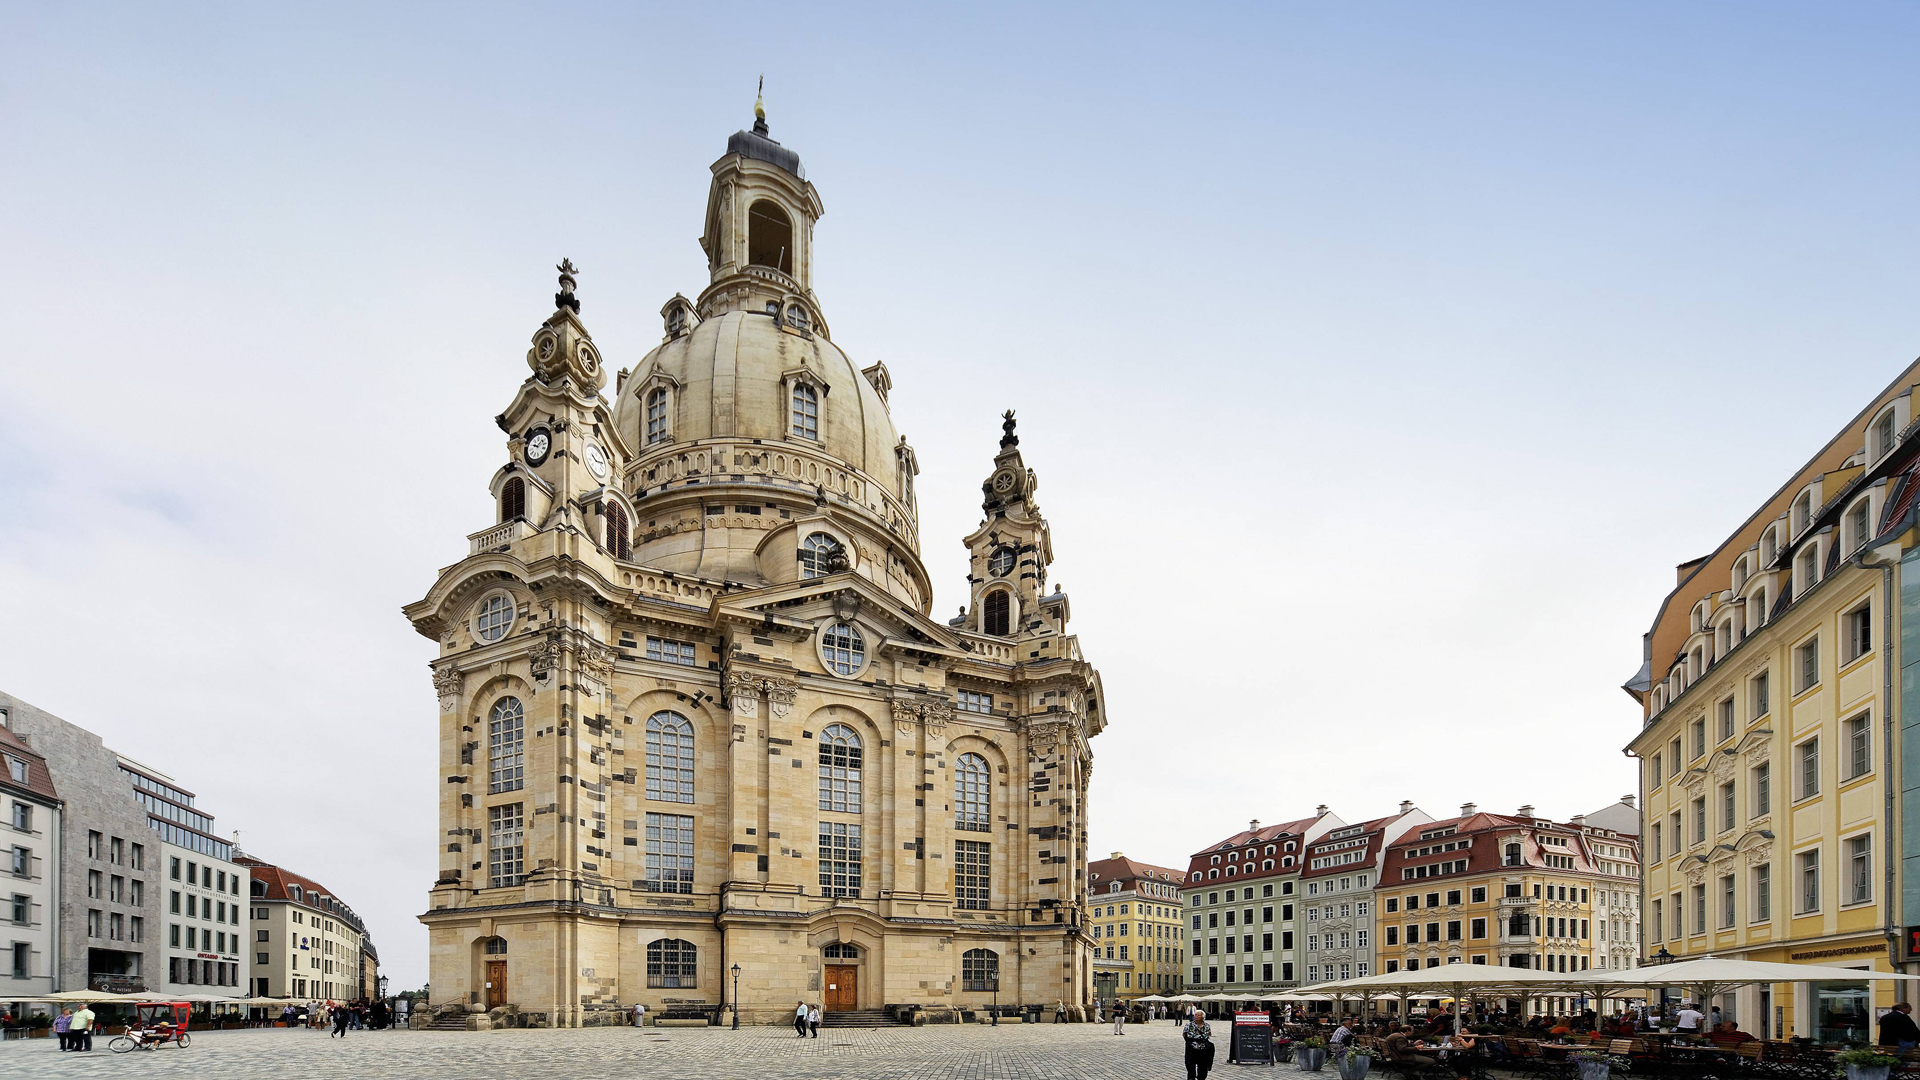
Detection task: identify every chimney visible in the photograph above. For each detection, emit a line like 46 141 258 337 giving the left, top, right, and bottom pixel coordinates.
1621 794 1636 809
1399 800 1413 814
1460 802 1477 816
1570 814 1587 827
1315 804 1328 815
1248 820 1260 833
1517 804 1535 819
1110 852 1124 860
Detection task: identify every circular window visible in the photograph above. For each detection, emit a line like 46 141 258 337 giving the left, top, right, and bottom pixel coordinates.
474 594 514 642
821 622 866 677
987 546 1015 578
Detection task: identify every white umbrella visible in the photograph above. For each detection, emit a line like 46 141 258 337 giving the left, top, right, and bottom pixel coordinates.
1316 964 1595 1035
1594 956 1920 1009
38 990 133 1003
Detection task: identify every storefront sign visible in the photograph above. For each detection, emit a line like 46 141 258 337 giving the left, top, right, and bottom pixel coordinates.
1230 1011 1273 1065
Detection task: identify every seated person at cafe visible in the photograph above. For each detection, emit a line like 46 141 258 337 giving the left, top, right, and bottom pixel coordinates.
1707 1021 1754 1047
1385 1023 1437 1070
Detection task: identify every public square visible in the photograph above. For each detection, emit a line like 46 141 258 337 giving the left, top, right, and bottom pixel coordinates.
0 1022 1200 1080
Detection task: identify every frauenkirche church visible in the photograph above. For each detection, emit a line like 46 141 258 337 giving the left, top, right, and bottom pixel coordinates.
405 102 1106 1026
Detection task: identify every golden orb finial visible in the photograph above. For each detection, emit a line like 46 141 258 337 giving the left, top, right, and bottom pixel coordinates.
754 75 765 121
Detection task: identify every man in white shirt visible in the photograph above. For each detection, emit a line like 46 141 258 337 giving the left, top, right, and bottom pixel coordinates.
1675 1003 1705 1033
631 1002 646 1027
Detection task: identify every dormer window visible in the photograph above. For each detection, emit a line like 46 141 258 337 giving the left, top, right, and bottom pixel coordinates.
1873 407 1899 461
800 532 841 579
785 303 810 332
1732 556 1749 591
1795 543 1821 596
790 383 819 440
1846 498 1873 554
646 388 670 444
1761 528 1778 566
1792 490 1815 537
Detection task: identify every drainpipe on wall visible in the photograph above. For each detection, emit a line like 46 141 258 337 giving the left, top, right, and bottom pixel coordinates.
1862 536 1905 1000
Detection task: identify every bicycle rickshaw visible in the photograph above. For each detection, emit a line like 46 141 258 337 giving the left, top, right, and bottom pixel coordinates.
108 1001 192 1052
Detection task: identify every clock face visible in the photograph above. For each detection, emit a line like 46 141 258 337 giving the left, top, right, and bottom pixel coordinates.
992 470 1017 493
525 429 552 466
988 546 1016 578
584 442 610 481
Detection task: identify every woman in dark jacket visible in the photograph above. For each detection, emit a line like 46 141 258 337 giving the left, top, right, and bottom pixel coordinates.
1184 1009 1216 1080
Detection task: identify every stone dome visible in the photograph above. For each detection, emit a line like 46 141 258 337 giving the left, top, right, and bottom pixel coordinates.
612 308 905 522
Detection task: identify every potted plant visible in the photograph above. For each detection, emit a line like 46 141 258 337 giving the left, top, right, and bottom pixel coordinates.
1336 1043 1372 1080
1837 1047 1900 1080
23 1013 51 1039
1298 1035 1328 1072
1570 1048 1611 1080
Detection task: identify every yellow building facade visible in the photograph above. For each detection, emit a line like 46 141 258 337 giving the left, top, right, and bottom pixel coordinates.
1087 854 1188 1000
1626 361 1920 1043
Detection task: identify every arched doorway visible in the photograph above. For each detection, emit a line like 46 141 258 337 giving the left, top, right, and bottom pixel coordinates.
479 937 507 1008
822 942 861 1013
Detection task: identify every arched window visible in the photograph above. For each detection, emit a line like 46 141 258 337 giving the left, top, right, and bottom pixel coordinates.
955 753 990 832
645 387 669 444
790 382 819 440
475 594 514 643
645 712 694 803
819 723 862 813
962 948 999 991
823 942 860 959
822 623 865 676
488 697 525 794
605 501 631 560
799 532 839 578
483 936 507 955
500 477 525 522
748 200 793 275
786 303 810 331
646 939 697 988
982 590 1011 636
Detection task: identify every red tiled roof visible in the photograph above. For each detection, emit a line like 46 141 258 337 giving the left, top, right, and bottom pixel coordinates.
1379 812 1612 883
235 854 364 932
1088 855 1188 887
0 726 59 804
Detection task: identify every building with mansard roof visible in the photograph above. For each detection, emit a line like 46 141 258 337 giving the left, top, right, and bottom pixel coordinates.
1180 809 1344 994
404 99 1105 1027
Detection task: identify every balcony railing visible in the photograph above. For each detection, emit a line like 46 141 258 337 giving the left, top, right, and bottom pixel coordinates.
469 519 532 555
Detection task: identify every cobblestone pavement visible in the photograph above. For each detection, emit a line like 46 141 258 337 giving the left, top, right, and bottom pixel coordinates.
1 1020 1208 1080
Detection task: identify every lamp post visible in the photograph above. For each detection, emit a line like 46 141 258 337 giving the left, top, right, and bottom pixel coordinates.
731 964 742 1030
991 976 999 1026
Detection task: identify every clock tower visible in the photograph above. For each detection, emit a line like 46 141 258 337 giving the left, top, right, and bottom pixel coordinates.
961 411 1066 640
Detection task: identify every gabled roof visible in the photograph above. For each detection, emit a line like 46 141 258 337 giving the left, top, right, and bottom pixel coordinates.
0 726 58 804
1088 854 1188 888
236 853 365 934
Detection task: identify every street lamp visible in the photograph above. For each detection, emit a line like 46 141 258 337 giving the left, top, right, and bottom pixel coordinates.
731 964 742 1030
990 975 999 1026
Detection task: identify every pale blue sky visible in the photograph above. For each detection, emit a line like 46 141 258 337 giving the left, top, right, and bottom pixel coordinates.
5 3 1919 990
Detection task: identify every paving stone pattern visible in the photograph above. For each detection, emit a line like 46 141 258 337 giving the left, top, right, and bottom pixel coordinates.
1 1020 1206 1080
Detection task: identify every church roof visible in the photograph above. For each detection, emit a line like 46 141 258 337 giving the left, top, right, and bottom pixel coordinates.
728 119 804 178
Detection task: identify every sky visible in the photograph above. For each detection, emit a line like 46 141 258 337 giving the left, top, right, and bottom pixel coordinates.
5 3 1920 991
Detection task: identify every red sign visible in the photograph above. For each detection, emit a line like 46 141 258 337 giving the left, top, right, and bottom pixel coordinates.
1905 926 1920 959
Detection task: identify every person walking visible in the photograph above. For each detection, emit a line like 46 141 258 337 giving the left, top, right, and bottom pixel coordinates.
1183 1008 1216 1080
1879 1001 1920 1051
1113 1001 1126 1035
53 1007 72 1051
332 1003 350 1038
794 1000 809 1037
71 1004 95 1051
808 1003 821 1038
1055 1000 1067 1024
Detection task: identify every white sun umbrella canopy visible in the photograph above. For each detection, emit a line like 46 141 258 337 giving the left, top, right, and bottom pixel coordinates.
1594 956 1920 1003
1316 964 1597 1034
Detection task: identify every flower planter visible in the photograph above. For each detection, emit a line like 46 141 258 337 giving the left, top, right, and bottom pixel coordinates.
1297 1047 1327 1072
1337 1052 1372 1080
1575 1059 1611 1080
1845 1066 1892 1080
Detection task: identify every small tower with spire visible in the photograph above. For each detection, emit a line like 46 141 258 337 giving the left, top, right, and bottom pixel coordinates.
698 84 826 325
960 410 1064 638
